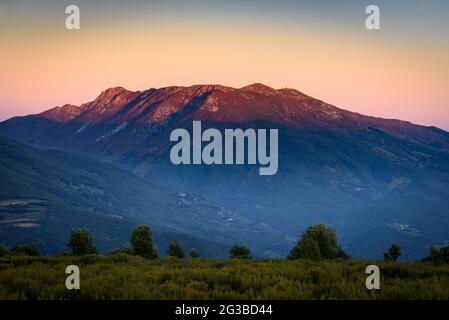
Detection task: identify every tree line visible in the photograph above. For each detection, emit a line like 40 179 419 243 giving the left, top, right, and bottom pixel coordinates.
1 224 449 263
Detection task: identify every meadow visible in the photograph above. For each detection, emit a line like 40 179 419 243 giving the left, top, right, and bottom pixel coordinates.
1 255 448 300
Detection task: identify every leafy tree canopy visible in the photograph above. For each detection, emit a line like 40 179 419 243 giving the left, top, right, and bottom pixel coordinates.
423 244 449 263
68 229 98 256
384 243 402 262
168 239 185 258
229 245 251 259
10 244 39 256
288 224 342 260
131 225 158 259
189 248 200 258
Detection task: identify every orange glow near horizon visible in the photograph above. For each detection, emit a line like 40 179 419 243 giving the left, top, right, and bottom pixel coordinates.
1 2 449 130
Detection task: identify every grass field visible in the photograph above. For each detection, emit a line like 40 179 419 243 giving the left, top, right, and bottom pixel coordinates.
1 255 449 300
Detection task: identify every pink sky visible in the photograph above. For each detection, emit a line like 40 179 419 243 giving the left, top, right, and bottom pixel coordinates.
1 1 448 130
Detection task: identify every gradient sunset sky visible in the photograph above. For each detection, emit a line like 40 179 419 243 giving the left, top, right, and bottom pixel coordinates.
1 0 448 129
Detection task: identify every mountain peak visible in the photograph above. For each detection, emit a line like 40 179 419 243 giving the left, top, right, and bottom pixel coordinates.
240 83 277 94
40 104 82 122
97 87 131 99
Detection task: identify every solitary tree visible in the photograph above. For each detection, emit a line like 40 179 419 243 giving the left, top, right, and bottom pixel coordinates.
0 244 8 257
189 248 200 258
130 224 158 259
229 244 251 259
10 244 39 256
384 243 402 262
68 229 98 255
167 239 185 258
288 224 340 260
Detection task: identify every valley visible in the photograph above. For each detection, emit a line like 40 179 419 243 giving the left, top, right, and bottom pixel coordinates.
0 136 281 257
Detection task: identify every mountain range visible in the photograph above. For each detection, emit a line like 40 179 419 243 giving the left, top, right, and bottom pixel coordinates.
1 83 449 259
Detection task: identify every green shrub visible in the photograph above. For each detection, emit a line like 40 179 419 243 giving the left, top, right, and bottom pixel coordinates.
384 243 402 262
167 239 185 258
190 249 200 258
130 225 158 259
423 244 449 263
10 244 39 256
229 245 251 259
68 229 98 256
0 244 7 257
288 224 339 260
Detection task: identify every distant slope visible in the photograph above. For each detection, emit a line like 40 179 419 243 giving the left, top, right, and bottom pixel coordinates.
0 136 280 257
2 84 449 153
